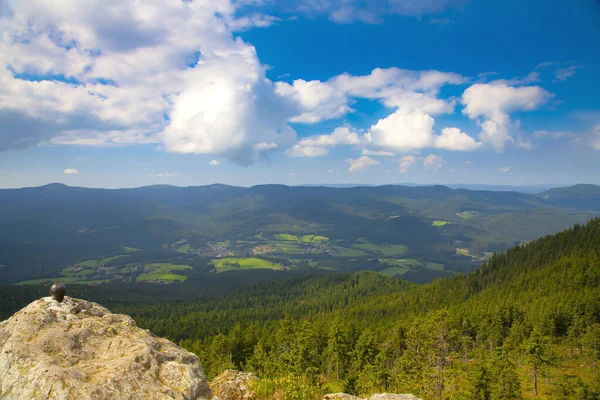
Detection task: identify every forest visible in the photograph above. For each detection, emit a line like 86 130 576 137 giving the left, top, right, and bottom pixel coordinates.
2 218 599 399
115 217 600 399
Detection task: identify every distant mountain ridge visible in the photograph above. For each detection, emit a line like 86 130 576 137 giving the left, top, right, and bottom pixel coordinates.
0 183 596 284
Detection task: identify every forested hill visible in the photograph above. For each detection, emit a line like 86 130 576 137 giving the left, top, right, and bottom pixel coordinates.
114 218 600 399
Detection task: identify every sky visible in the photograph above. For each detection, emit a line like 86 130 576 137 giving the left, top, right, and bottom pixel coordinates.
0 0 599 188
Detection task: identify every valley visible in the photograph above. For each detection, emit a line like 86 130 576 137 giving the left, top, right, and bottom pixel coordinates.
0 183 596 287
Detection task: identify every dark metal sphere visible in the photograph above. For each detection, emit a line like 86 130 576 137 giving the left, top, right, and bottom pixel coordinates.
50 282 67 302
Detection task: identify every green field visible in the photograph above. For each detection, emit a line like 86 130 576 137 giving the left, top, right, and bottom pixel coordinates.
380 258 444 272
333 246 367 257
432 220 451 226
301 234 329 243
16 277 109 285
0 264 4 268
212 257 282 273
424 261 444 271
352 239 408 256
123 247 139 252
270 242 305 254
274 233 301 242
176 244 193 254
75 254 128 267
380 258 422 268
136 263 192 283
379 266 410 277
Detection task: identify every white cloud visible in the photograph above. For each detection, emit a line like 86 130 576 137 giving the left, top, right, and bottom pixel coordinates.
423 154 444 170
366 111 436 151
465 160 471 165
294 0 460 24
398 156 417 173
327 168 335 174
285 145 329 157
63 168 79 175
209 160 221 166
364 111 481 152
347 156 379 172
0 0 296 164
499 167 510 173
148 172 175 178
461 82 552 151
362 149 396 157
276 67 465 125
297 126 361 147
252 142 279 152
554 66 582 82
434 127 482 151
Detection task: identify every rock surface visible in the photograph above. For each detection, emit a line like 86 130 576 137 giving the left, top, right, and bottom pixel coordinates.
0 297 212 400
209 370 258 400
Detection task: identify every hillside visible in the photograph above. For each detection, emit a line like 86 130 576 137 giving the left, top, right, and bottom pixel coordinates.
111 218 600 399
539 184 600 212
0 183 595 285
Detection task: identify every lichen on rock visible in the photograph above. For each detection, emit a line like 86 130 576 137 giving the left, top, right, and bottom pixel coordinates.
209 370 258 400
0 297 212 400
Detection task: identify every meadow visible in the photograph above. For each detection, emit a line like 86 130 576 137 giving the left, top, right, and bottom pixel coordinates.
212 257 282 273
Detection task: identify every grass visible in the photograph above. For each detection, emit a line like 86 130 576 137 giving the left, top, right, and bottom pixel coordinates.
301 234 329 243
333 246 367 257
432 220 451 226
352 240 408 256
16 277 109 285
123 247 139 252
0 264 4 268
380 258 423 268
456 211 482 219
136 263 192 283
212 257 282 273
75 254 128 267
270 242 305 254
176 244 193 254
379 266 410 277
424 261 444 271
379 258 444 271
274 233 301 242
254 231 268 240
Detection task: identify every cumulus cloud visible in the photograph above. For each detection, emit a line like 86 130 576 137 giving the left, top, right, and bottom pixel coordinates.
434 127 482 151
0 0 296 164
364 111 481 152
499 167 510 173
209 160 221 166
285 145 329 157
63 168 79 175
423 154 444 170
347 156 380 172
398 156 417 173
276 68 466 125
461 82 552 151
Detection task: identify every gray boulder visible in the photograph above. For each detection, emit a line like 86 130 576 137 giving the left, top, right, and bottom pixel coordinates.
0 296 212 400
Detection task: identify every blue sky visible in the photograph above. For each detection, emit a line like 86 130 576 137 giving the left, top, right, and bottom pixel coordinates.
0 0 598 188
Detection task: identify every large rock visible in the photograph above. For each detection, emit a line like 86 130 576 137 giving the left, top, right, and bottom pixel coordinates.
323 394 361 400
0 296 212 400
209 370 258 400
